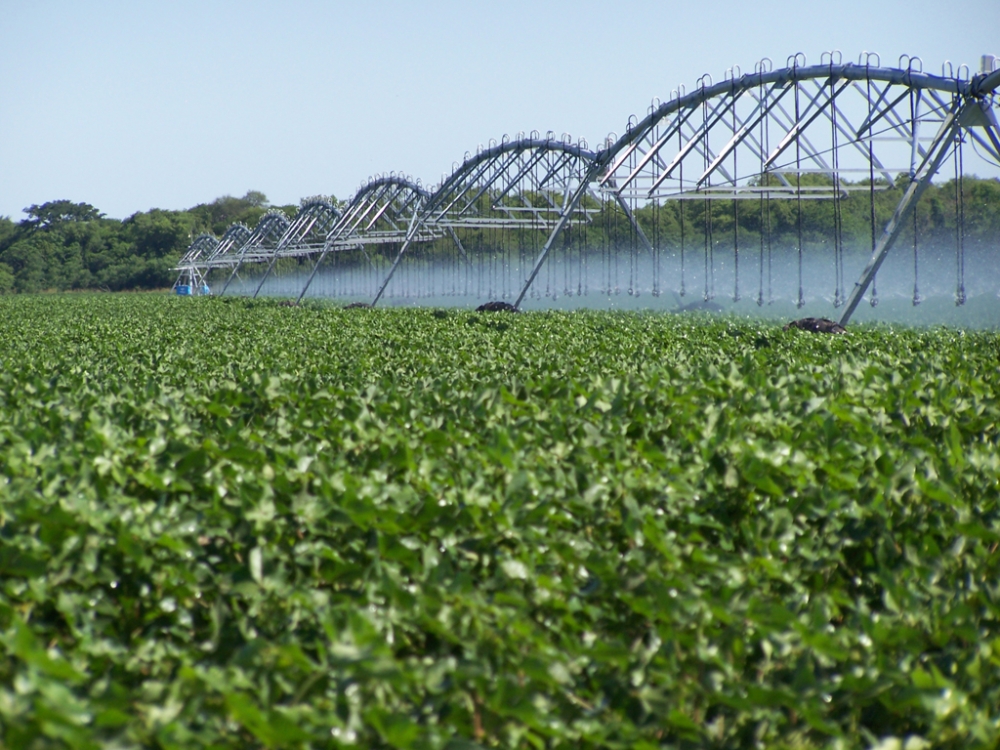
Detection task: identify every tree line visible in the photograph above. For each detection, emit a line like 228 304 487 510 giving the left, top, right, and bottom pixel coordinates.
1 177 997 294
0 191 292 294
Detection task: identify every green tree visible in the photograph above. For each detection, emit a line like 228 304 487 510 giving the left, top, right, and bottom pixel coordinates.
0 235 56 292
0 216 18 249
242 190 268 207
20 200 103 230
123 209 193 258
0 261 14 293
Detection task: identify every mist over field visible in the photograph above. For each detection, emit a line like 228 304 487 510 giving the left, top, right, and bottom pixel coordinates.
245 239 1000 328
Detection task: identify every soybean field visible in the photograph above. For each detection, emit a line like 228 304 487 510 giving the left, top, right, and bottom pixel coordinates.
1 294 999 749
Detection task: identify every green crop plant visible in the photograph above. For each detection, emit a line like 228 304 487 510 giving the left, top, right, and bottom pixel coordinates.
0 293 998 749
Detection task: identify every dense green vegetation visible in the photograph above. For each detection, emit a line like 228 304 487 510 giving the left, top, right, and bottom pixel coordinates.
0 192 296 294
1 176 998 295
1 294 999 749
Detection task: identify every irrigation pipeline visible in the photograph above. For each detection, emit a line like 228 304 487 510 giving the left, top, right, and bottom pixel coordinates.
174 57 1000 326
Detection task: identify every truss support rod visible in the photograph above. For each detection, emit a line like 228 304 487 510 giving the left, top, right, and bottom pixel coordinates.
615 194 656 256
364 185 406 231
967 123 1000 162
615 105 703 193
514 161 605 308
220 255 245 296
296 246 335 304
445 226 471 263
973 100 1000 158
341 189 386 235
457 148 527 218
839 107 963 327
695 82 792 187
254 213 329 299
763 79 851 170
222 243 272 296
252 246 285 298
649 94 739 193
371 206 425 307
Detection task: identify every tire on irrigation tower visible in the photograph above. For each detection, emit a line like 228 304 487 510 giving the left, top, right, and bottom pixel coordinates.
783 317 847 334
475 301 520 313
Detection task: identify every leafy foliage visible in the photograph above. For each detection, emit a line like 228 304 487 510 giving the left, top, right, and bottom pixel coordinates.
19 200 104 230
0 192 296 294
0 294 999 749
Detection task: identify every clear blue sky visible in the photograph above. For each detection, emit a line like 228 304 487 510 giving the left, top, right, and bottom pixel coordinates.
1 0 997 219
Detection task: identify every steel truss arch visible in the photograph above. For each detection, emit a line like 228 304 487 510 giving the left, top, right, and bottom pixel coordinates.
335 175 431 246
172 55 999 315
600 62 997 200
203 223 253 264
423 138 599 227
217 210 292 295
233 210 291 259
173 233 219 293
594 59 1000 324
249 199 343 297
293 175 431 303
178 233 218 267
371 137 609 306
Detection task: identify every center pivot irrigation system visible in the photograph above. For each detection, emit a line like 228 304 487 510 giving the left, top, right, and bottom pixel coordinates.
174 53 1000 326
